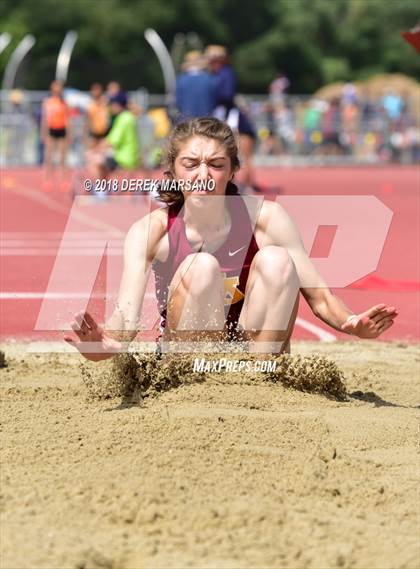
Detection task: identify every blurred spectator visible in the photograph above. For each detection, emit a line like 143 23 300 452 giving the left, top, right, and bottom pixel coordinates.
105 80 142 124
301 99 323 153
342 83 358 106
205 45 258 189
175 51 215 119
382 90 403 122
360 88 376 128
341 96 359 153
106 81 126 128
41 80 72 190
274 102 295 153
2 80 418 168
86 91 139 183
205 45 237 121
106 81 122 99
85 83 110 147
4 90 28 166
269 71 290 104
259 103 283 155
33 101 44 165
106 91 139 170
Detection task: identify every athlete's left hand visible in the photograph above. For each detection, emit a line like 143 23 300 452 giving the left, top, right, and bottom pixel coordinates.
340 304 398 338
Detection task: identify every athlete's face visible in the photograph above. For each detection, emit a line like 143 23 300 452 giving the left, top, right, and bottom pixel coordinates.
90 84 103 99
51 81 63 97
174 136 234 197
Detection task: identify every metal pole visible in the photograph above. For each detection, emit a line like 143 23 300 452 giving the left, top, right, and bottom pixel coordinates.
144 28 176 105
170 32 185 73
2 34 35 92
55 30 78 84
186 32 202 51
0 32 12 56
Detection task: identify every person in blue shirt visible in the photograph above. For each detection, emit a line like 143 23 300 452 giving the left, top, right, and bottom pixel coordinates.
175 51 215 120
205 45 258 191
205 45 237 112
382 90 403 122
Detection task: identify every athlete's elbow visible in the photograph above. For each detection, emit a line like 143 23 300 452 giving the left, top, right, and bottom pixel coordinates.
310 291 335 319
311 301 326 319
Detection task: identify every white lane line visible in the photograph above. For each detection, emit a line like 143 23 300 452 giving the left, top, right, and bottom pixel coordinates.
0 292 155 299
5 187 125 238
1 240 124 246
0 293 110 299
295 317 336 342
1 233 114 238
0 249 123 256
26 341 158 354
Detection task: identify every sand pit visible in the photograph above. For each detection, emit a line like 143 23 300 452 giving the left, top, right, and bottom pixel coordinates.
1 341 419 569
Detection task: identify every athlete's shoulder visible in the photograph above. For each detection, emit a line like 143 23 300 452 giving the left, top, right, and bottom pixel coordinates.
128 207 167 238
43 96 53 108
149 206 169 230
257 198 289 226
255 198 302 245
256 198 304 249
123 208 168 261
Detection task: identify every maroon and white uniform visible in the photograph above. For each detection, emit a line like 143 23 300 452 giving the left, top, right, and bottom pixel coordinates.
152 196 259 338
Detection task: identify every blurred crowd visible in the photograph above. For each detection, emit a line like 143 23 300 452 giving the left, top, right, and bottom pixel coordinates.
1 44 419 182
259 80 420 163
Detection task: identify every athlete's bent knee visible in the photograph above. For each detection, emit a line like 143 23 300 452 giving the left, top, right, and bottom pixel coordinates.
178 252 221 293
253 246 295 284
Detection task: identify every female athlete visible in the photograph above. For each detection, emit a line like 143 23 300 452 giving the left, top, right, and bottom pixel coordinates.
64 117 397 361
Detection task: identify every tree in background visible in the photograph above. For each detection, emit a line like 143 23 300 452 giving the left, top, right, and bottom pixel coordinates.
0 0 419 93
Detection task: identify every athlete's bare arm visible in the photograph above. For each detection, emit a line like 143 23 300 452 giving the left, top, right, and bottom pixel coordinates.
64 209 167 360
105 210 166 337
256 200 398 338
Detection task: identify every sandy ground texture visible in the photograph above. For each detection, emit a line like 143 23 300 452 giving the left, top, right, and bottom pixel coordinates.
1 340 419 569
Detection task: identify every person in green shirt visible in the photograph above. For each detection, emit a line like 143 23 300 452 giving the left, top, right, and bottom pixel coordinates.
85 91 139 183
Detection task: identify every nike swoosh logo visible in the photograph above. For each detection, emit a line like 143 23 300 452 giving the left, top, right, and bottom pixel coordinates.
228 246 246 257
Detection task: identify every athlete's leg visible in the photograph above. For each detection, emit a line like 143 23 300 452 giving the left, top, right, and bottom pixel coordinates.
43 135 55 170
42 136 56 190
163 252 226 344
238 245 300 353
57 137 71 192
86 148 109 181
57 137 68 169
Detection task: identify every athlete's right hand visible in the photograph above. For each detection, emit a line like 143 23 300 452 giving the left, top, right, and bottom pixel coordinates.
63 311 123 362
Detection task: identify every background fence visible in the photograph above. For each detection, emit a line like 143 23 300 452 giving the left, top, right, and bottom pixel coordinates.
1 89 419 167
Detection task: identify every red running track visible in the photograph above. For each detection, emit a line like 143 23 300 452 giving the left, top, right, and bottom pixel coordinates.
1 166 419 344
